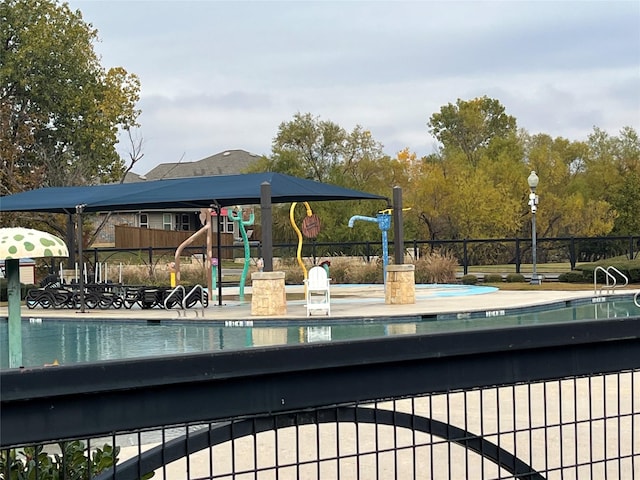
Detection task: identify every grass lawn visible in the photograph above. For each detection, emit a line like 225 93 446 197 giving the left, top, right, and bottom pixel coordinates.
461 263 573 274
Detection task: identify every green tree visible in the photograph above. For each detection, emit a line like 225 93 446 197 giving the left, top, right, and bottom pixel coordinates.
269 112 385 184
403 151 522 241
247 113 391 244
428 96 517 167
0 0 140 200
522 133 615 238
582 126 640 235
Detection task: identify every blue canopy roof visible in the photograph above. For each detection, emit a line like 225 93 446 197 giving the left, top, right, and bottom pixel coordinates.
0 173 386 214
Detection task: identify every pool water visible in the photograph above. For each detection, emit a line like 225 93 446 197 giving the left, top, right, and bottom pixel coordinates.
1 297 638 369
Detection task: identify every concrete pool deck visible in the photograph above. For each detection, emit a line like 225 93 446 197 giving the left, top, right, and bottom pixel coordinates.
4 284 639 322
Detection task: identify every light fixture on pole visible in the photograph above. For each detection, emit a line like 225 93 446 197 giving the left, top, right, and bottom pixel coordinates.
527 170 540 285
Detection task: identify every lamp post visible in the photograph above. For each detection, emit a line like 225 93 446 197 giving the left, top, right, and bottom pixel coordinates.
527 171 540 285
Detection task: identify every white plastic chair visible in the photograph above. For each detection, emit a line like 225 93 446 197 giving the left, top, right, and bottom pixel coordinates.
305 266 331 316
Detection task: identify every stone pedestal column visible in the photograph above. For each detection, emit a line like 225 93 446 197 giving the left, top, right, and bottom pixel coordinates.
251 271 287 316
385 264 416 305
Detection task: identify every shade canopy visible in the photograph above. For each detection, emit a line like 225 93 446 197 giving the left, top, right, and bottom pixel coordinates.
0 173 387 214
0 227 68 260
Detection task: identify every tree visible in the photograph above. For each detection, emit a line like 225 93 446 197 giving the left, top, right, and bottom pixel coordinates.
428 96 517 167
0 0 140 203
522 132 615 238
582 127 640 235
270 112 385 184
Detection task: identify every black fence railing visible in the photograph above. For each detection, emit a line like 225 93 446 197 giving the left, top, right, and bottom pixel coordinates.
2 314 639 479
61 235 638 277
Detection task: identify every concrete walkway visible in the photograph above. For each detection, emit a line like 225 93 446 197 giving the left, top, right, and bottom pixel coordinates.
4 284 638 322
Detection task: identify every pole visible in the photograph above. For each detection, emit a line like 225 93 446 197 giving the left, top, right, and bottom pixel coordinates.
392 186 404 265
76 204 86 312
531 211 539 285
7 258 22 368
260 182 273 272
216 206 223 306
527 171 540 285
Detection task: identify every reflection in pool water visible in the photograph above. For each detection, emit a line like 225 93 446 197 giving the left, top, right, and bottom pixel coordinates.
1 297 638 369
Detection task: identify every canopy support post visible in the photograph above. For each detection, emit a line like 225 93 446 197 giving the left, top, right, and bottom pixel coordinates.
393 187 404 265
260 182 273 272
7 258 22 368
76 204 86 313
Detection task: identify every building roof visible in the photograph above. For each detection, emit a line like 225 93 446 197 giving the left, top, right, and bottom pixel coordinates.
142 150 262 181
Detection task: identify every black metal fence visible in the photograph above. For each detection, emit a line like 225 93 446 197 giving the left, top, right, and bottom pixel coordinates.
58 235 638 278
2 314 639 479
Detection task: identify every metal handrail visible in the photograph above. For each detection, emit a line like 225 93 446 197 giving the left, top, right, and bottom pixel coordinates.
634 291 640 308
183 284 205 308
594 266 617 296
164 285 185 309
606 266 629 290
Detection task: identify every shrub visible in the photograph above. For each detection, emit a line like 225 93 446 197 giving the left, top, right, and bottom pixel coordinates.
558 271 587 283
461 274 478 285
0 279 34 301
414 250 458 284
483 274 503 283
505 273 526 283
0 441 153 480
576 259 640 284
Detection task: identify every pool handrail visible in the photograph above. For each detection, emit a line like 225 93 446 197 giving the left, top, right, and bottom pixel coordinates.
594 266 617 296
607 265 629 289
183 284 207 308
164 285 185 309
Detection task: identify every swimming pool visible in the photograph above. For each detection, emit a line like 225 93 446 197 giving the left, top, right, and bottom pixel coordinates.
1 295 638 369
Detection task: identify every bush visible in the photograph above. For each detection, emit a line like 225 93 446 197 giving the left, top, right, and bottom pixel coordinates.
576 259 640 284
461 274 478 285
277 258 384 285
0 279 34 301
0 441 152 480
505 273 526 283
414 250 458 284
483 274 503 283
558 271 587 283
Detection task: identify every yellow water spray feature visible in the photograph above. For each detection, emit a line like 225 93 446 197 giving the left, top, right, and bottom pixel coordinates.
290 202 314 283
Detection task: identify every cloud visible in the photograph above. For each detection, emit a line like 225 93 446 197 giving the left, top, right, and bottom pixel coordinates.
73 0 640 174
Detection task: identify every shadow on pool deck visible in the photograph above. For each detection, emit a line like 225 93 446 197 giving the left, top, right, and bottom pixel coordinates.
3 284 637 322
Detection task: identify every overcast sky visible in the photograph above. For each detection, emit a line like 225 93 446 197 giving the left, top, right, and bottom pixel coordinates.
68 0 640 175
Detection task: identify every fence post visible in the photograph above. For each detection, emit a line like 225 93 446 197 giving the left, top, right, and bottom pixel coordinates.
570 237 577 270
366 241 371 263
515 238 521 273
148 246 153 276
312 238 317 264
463 239 468 275
629 236 634 261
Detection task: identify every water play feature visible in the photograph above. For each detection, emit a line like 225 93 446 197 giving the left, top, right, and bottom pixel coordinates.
0 227 68 368
228 206 254 301
290 201 322 284
348 211 392 283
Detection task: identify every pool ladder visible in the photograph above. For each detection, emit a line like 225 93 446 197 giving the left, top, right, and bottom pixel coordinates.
594 266 628 296
164 284 207 309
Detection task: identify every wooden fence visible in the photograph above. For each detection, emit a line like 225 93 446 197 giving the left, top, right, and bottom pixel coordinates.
114 225 235 257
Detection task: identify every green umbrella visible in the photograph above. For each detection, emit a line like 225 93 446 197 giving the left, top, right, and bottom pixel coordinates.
1 227 68 368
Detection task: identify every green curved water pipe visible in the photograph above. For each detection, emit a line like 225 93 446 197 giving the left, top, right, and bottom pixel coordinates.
228 206 254 301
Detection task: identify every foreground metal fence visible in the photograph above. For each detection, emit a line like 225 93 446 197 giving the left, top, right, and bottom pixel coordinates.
2 316 639 479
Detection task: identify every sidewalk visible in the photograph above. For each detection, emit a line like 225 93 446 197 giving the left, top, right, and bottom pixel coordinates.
4 284 636 322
